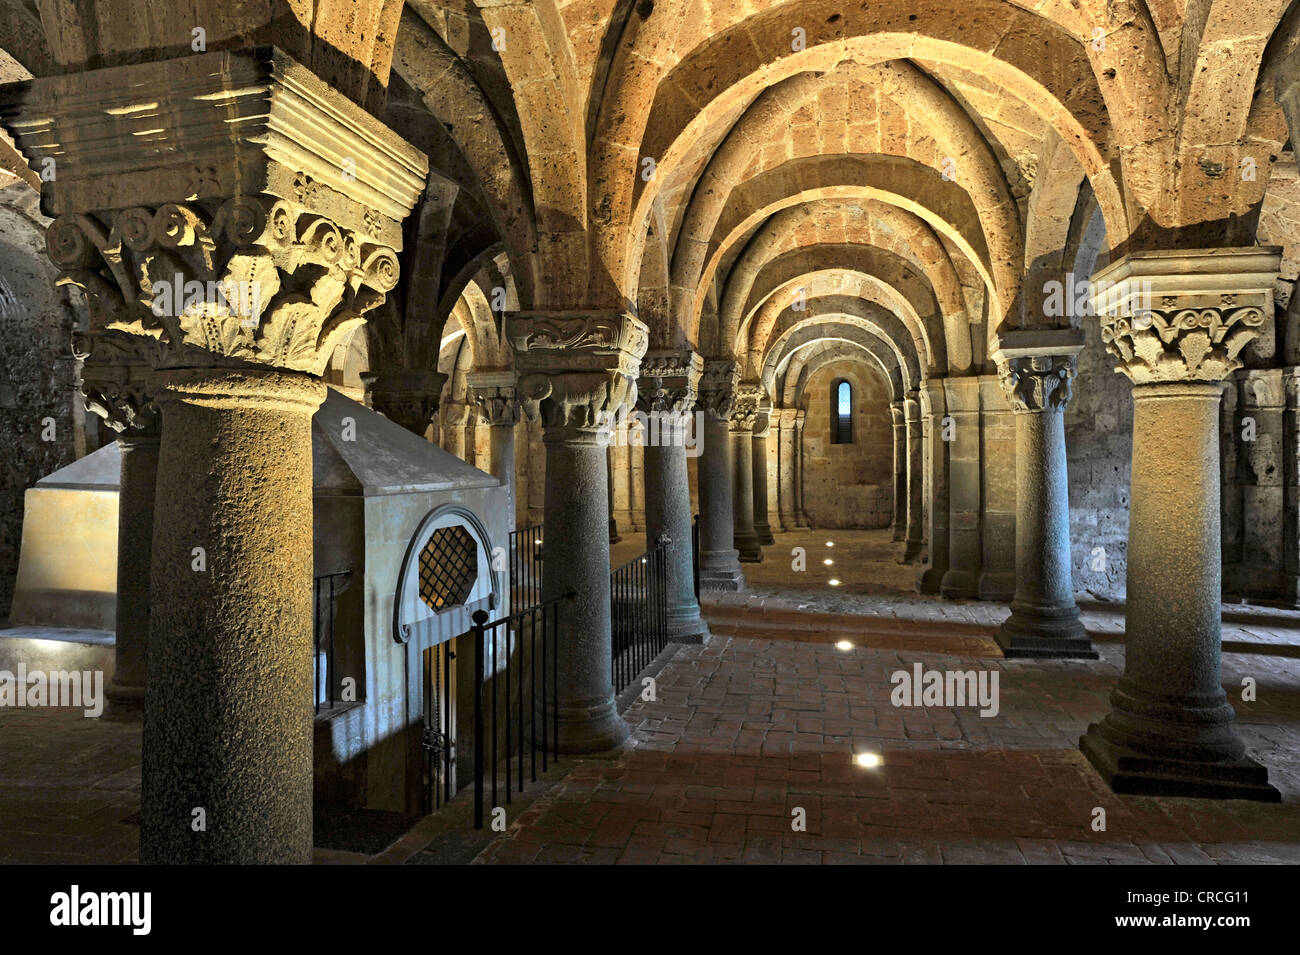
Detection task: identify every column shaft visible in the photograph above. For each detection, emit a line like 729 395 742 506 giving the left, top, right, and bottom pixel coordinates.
890 402 906 542
644 438 709 642
698 412 744 590
142 369 323 864
106 431 159 716
542 429 628 752
752 426 774 545
1081 383 1272 796
902 395 924 562
917 382 950 593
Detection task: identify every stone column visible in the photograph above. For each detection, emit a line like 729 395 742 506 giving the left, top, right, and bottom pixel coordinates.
5 47 429 860
508 311 647 753
940 377 982 598
777 408 799 531
76 335 159 717
365 368 447 440
638 349 709 642
606 448 622 543
902 391 925 562
730 382 764 562
794 409 810 528
1081 247 1281 800
148 369 325 862
1284 370 1300 604
630 435 646 532
751 405 775 545
889 400 907 542
526 418 546 526
978 374 1017 600
468 371 520 526
991 330 1095 659
1235 369 1285 598
441 400 470 461
917 377 950 593
696 360 745 590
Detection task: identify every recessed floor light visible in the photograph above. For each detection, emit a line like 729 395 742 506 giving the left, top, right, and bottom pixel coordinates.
828 578 841 586
825 541 835 547
835 640 853 651
823 558 833 566
855 752 882 768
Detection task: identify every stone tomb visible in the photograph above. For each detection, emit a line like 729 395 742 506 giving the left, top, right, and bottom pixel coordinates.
1 388 510 814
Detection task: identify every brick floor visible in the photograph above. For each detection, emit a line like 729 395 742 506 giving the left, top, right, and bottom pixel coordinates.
3 530 1300 864
474 531 1300 865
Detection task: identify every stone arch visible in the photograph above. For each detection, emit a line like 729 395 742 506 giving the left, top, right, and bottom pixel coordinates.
745 270 940 376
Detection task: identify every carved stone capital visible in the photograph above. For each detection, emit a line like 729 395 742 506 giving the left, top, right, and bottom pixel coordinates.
0 48 427 379
777 407 799 430
440 400 472 429
997 355 1077 412
991 328 1083 412
697 359 740 421
505 311 648 436
1090 248 1282 384
636 348 702 416
729 381 763 433
467 370 520 427
73 329 161 435
362 369 448 435
1240 368 1285 411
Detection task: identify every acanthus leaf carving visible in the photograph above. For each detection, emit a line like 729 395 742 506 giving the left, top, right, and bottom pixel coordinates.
1100 306 1265 384
46 194 404 377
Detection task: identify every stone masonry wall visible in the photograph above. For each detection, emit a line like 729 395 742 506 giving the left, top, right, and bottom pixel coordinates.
0 183 83 622
801 360 893 529
1065 313 1132 601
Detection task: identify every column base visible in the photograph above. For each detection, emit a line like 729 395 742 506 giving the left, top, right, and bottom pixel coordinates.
892 527 906 542
917 562 946 595
940 568 980 599
900 539 924 563
995 604 1097 659
103 681 146 720
755 521 775 545
1079 725 1279 801
552 694 630 755
978 571 1016 602
666 604 711 644
734 531 764 563
608 518 621 544
700 549 746 592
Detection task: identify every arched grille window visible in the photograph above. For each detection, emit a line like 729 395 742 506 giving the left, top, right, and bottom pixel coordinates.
831 379 853 444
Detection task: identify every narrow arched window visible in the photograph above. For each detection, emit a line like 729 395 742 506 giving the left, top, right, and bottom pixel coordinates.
831 379 853 444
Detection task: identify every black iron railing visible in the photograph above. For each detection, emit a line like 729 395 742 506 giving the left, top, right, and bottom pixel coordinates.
313 571 351 715
610 536 670 695
468 591 574 829
508 524 544 612
422 640 454 813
